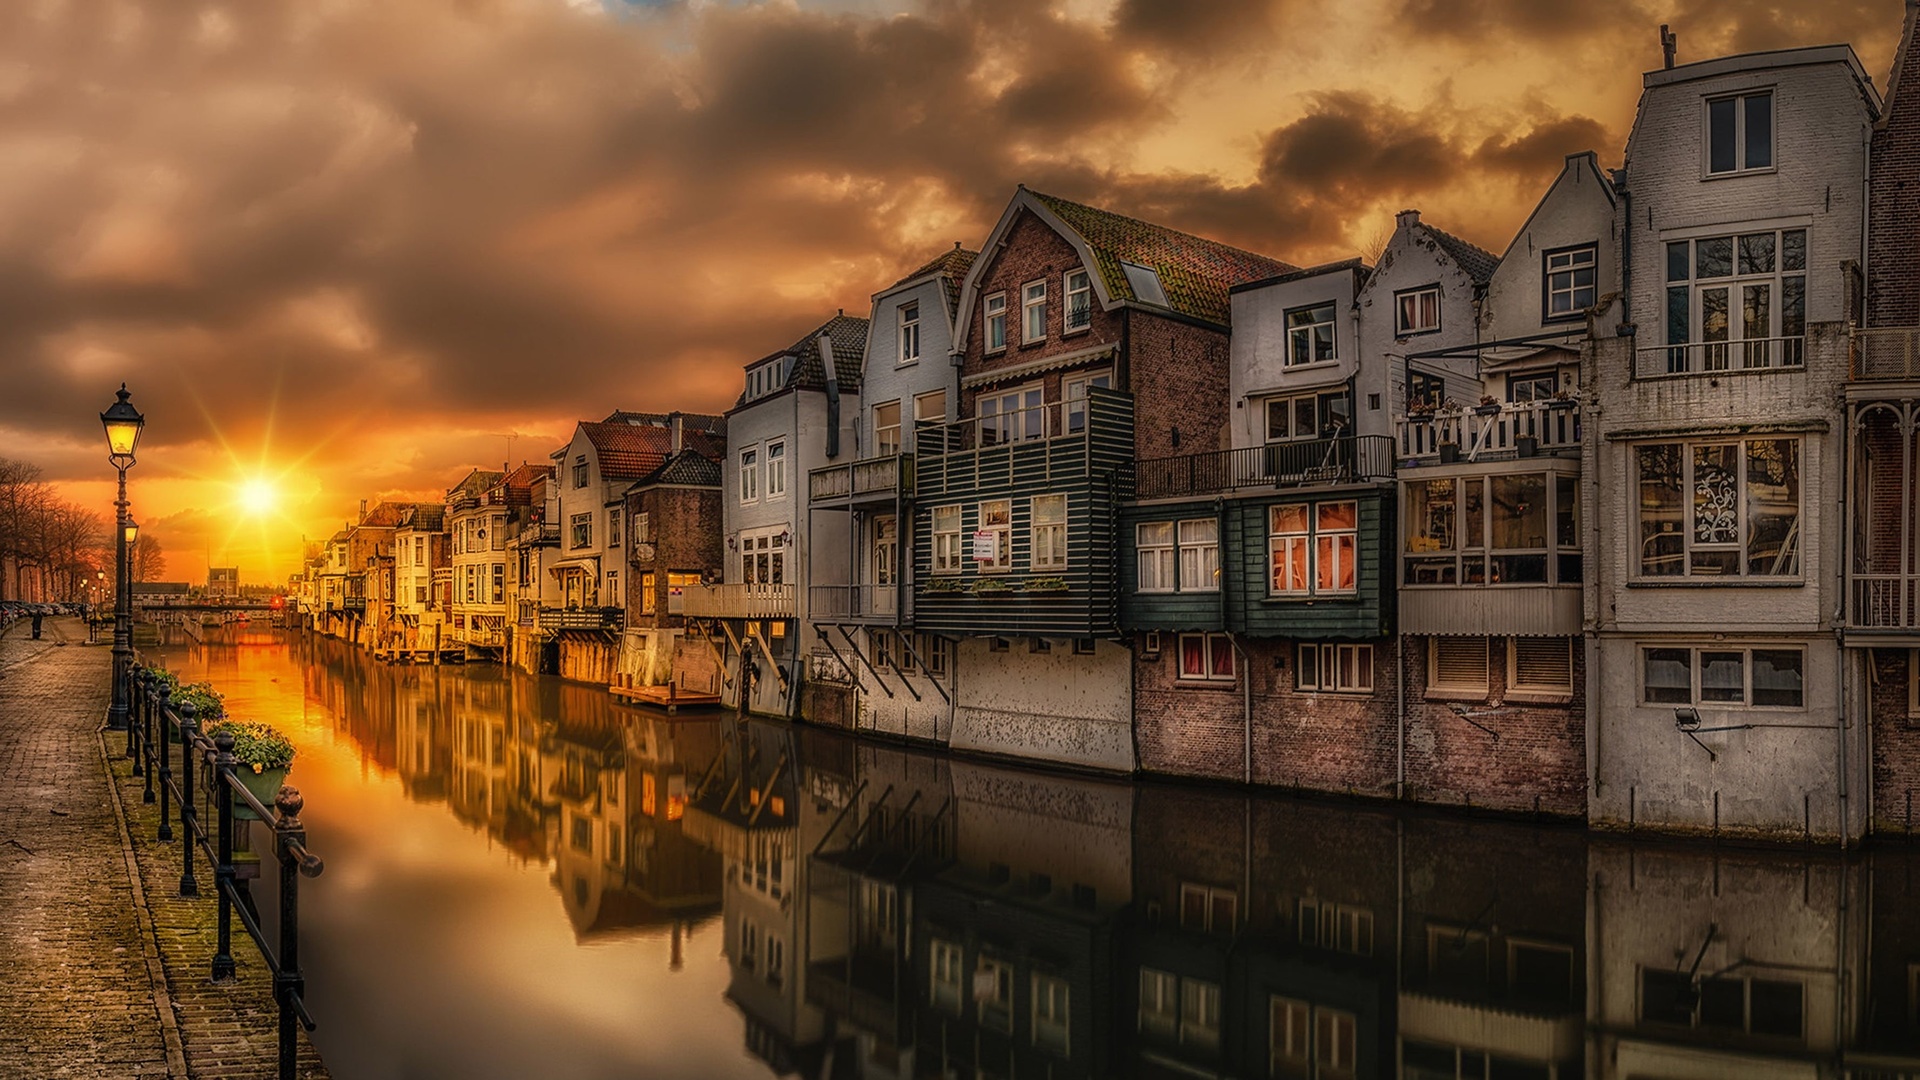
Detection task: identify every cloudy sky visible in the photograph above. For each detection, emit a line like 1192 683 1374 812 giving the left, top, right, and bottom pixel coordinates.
0 0 1900 583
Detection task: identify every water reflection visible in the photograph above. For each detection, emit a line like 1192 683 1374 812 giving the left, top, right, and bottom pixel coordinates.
149 629 1920 1079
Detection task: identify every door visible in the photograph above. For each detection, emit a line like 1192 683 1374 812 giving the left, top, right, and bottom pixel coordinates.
870 516 898 617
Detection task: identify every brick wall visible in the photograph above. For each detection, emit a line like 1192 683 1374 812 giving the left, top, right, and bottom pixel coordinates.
1872 10 1920 327
623 484 723 627
1870 648 1920 834
1402 634 1587 816
1127 313 1232 460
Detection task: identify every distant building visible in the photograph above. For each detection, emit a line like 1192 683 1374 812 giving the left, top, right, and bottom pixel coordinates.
207 567 239 598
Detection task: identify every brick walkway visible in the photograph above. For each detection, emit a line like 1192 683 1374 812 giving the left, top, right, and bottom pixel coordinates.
0 618 330 1079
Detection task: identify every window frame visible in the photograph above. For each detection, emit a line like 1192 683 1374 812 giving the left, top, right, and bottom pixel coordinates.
1022 279 1047 344
1269 500 1359 598
984 291 1008 353
1641 644 1806 709
765 441 786 498
569 512 592 551
1297 642 1376 694
1704 90 1775 178
1542 243 1598 322
1633 438 1802 580
1509 637 1576 696
1063 268 1093 333
1404 472 1581 588
1394 284 1442 336
1177 633 1237 684
739 448 759 504
976 499 1012 573
897 300 921 365
1284 299 1339 367
1429 636 1491 696
1029 493 1068 572
932 505 963 575
872 401 902 457
572 456 589 489
1661 228 1807 372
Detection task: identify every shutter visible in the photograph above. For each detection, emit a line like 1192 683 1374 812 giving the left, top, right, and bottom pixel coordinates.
1513 637 1574 690
1432 637 1490 690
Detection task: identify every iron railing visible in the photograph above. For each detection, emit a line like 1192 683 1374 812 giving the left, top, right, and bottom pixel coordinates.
1850 327 1920 381
1850 574 1919 631
126 663 326 1080
1634 336 1806 378
1133 435 1394 499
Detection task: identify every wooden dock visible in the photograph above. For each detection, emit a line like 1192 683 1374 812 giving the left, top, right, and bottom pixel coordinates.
609 682 721 714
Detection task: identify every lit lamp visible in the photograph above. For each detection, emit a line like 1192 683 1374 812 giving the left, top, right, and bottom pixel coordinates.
100 384 145 732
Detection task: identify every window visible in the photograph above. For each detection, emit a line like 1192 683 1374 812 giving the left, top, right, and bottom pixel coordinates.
1270 502 1357 596
1178 634 1236 683
1270 998 1357 1080
1064 269 1092 332
933 506 963 574
1022 280 1047 343
1507 371 1559 402
1636 439 1800 577
1063 369 1112 433
1178 519 1220 592
1139 969 1178 1036
600 569 614 607
1510 637 1575 694
1643 645 1804 707
1404 474 1581 586
1545 245 1597 320
869 628 893 669
608 508 622 549
1641 967 1802 1038
1408 370 1445 411
985 292 1008 352
667 571 699 615
641 572 657 615
1662 228 1806 371
572 456 588 488
931 939 964 1013
1030 494 1067 571
740 529 785 585
1265 389 1353 442
924 635 953 677
1180 883 1238 932
1180 979 1222 1049
493 564 505 604
898 301 920 364
765 441 786 498
413 537 424 564
914 389 946 426
1707 91 1773 175
1430 637 1490 694
978 384 1046 444
766 936 785 988
570 512 592 550
1297 643 1375 693
739 449 759 503
1396 284 1441 335
1032 974 1070 1055
1286 301 1338 365
978 958 1013 1031
977 499 1011 572
1297 899 1374 955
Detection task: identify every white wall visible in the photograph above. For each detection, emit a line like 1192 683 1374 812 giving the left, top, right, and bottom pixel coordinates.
948 638 1134 771
1230 266 1370 441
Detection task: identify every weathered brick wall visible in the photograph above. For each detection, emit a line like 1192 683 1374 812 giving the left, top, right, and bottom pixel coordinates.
1857 412 1913 571
962 211 1124 393
1872 10 1920 327
1127 313 1232 460
1870 648 1920 834
1402 634 1587 816
623 484 722 627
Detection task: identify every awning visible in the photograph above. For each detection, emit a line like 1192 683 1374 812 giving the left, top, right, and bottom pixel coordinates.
547 554 600 579
960 342 1116 389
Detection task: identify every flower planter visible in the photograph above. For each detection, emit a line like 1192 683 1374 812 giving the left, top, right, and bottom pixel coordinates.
231 766 289 821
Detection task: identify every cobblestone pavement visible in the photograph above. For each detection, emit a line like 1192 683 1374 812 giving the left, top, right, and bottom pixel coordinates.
0 618 330 1079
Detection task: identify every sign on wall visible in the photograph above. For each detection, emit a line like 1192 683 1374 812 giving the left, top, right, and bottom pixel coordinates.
972 531 996 562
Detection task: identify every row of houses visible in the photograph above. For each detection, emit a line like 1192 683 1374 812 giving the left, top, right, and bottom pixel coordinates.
296 25 1920 844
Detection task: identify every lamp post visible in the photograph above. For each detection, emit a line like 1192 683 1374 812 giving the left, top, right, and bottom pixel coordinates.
102 385 145 731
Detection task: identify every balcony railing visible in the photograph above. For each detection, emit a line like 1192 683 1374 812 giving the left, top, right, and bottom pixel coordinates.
810 454 912 503
808 584 903 623
679 582 796 619
538 607 625 632
518 521 560 547
1134 435 1393 499
462 622 508 647
1396 400 1581 464
342 595 367 612
1849 574 1919 631
915 387 1133 499
1634 336 1805 378
1850 327 1920 381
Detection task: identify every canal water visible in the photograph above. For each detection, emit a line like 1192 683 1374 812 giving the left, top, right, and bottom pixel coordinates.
151 628 1920 1079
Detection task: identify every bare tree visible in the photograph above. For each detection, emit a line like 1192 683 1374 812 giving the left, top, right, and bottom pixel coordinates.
132 534 166 582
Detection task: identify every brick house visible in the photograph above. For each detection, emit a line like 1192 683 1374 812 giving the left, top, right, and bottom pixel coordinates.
918 186 1293 772
621 430 726 696
1590 45 1880 841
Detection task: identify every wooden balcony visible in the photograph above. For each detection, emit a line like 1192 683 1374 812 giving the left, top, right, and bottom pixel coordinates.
1396 400 1580 465
679 582 795 619
1850 327 1920 382
809 454 911 506
913 387 1134 501
538 607 624 632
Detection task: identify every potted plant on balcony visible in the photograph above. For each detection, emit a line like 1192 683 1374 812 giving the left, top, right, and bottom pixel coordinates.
1473 394 1502 417
203 719 295 821
1546 389 1576 410
1020 576 1069 593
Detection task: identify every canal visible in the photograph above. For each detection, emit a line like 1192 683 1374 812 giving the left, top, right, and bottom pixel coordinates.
151 628 1920 1079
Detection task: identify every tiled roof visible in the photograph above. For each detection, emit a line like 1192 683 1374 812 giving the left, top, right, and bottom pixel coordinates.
446 469 504 502
401 504 446 532
1024 188 1297 325
602 410 727 439
579 421 726 481
1420 223 1500 286
638 448 723 488
493 463 555 506
891 244 979 320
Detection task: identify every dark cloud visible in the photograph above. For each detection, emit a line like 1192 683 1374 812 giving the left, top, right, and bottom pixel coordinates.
1474 115 1613 175
1109 0 1284 55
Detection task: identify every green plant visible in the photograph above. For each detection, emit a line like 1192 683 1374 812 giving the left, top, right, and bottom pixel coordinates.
923 577 967 593
170 681 226 721
1021 576 1069 592
204 720 296 773
970 578 1011 594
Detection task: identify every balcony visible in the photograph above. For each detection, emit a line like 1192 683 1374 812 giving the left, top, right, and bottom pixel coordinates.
1850 327 1920 383
462 621 508 647
914 387 1134 500
679 582 796 619
809 584 903 625
1134 436 1393 499
1396 400 1580 465
538 607 625 632
1633 336 1805 379
342 595 368 613
518 521 560 547
809 454 911 506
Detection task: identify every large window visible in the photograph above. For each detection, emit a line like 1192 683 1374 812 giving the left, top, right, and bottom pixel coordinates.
1404 473 1580 586
872 401 901 456
1030 494 1067 571
765 441 786 498
1643 645 1804 707
1286 301 1337 366
1636 439 1800 578
898 300 920 364
739 449 759 503
1298 643 1374 694
1137 518 1217 593
1032 974 1070 1055
1064 269 1092 332
931 939 964 1013
1178 519 1219 592
741 528 785 585
977 499 1011 572
1023 280 1047 343
978 384 1046 445
1663 228 1806 371
1396 284 1440 335
1266 388 1352 442
932 505 963 574
1270 501 1357 597
1137 522 1175 592
1270 997 1358 1080
1178 634 1236 683
1707 91 1773 176
984 292 1007 352
1544 245 1597 321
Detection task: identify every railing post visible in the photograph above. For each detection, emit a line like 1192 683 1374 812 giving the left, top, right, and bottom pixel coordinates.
177 701 200 898
139 673 156 801
211 730 237 982
128 665 144 771
275 787 311 1080
156 683 174 842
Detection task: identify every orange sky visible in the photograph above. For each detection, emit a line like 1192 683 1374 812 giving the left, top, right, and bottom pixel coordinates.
0 0 1901 584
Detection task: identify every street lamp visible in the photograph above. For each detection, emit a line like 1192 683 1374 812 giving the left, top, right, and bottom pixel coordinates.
101 384 144 732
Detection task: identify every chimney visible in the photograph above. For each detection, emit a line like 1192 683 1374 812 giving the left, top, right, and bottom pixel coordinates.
358 498 367 520
1395 209 1420 230
1661 24 1677 69
670 412 684 454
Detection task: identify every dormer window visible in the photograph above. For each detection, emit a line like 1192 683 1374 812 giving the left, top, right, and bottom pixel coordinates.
1707 91 1772 175
1395 286 1440 336
1285 302 1337 366
899 301 921 364
1064 269 1092 332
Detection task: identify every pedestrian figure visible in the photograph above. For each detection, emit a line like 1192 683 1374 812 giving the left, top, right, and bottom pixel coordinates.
30 609 43 639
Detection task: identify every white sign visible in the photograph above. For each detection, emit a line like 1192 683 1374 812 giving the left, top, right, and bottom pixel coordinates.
972 531 997 562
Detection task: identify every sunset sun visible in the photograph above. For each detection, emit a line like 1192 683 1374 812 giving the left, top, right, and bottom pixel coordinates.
236 477 278 516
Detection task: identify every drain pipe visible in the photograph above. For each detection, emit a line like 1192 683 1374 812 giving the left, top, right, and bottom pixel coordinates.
1395 634 1406 799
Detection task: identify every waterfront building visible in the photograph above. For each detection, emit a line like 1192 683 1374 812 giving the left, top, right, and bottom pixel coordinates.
445 469 508 660
616 416 727 697
1590 44 1880 841
392 504 449 657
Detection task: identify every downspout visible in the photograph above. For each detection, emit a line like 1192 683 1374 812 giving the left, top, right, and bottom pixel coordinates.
1218 495 1250 784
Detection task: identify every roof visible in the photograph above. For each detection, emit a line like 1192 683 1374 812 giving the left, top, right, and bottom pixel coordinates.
1645 45 1880 115
578 421 726 482
1023 188 1297 325
1419 222 1500 286
446 469 504 502
888 244 979 320
636 448 723 489
602 411 728 439
356 501 415 529
492 462 555 506
736 313 872 407
399 504 446 532
1231 257 1372 295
